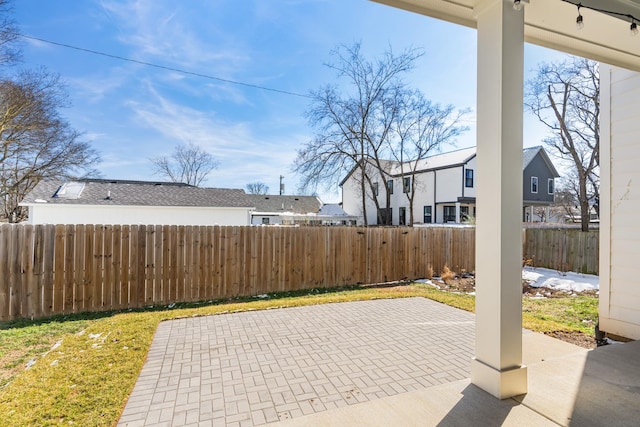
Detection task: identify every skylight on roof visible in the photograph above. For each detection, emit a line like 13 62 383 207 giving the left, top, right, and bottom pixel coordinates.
55 181 85 199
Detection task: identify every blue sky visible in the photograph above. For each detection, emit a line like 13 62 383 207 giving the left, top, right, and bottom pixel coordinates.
14 0 570 202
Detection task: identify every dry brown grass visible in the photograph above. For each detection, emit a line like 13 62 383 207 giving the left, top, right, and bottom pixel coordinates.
441 265 456 284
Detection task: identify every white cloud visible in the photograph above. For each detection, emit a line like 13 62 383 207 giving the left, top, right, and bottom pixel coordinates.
124 85 304 189
99 0 250 73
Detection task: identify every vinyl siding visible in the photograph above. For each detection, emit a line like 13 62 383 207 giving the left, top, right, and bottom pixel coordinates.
600 64 640 339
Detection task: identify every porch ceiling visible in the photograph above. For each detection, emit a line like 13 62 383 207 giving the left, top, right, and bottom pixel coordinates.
373 0 640 72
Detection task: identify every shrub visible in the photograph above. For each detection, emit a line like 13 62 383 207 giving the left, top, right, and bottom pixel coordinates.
441 265 456 285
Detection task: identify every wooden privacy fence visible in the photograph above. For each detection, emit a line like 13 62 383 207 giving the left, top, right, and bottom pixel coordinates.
523 227 599 275
0 224 475 321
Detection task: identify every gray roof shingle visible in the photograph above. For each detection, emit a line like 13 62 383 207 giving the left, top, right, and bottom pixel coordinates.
246 194 322 214
20 179 254 208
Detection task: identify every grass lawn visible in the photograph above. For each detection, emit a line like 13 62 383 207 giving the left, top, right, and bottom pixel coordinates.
0 284 598 427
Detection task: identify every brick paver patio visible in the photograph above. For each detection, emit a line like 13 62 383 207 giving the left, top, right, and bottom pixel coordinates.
117 297 475 426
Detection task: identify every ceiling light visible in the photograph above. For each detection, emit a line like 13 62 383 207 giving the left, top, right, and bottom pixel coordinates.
513 0 523 11
576 6 584 30
632 21 638 36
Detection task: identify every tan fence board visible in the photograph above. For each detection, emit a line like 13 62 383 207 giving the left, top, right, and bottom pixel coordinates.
0 224 599 320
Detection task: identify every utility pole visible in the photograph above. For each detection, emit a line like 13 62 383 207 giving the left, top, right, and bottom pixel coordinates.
279 175 285 195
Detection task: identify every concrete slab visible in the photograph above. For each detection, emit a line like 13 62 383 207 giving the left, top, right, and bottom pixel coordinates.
275 379 558 427
568 340 640 427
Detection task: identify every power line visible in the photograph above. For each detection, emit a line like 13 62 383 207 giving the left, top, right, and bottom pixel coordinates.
19 33 313 99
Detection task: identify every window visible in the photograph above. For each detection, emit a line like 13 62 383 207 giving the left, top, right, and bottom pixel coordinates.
403 177 411 193
373 182 379 196
423 206 432 224
378 208 392 225
465 169 474 187
548 178 554 194
443 206 456 223
261 217 270 225
399 207 406 225
387 180 394 195
531 176 538 194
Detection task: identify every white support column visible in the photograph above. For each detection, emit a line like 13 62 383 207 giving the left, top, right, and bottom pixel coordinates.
471 0 527 399
455 202 461 223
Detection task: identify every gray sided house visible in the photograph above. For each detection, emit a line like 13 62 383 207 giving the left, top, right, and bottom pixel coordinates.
20 179 255 226
248 194 357 226
522 146 561 222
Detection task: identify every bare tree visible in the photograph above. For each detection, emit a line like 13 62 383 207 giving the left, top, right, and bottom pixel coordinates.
389 90 468 225
0 0 20 67
551 188 579 223
526 57 599 231
294 43 423 225
0 69 100 222
151 143 219 186
246 182 269 195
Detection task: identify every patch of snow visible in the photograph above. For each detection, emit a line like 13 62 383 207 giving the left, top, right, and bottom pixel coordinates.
523 267 599 292
88 333 101 340
167 303 176 309
25 359 36 369
414 278 438 288
256 294 269 299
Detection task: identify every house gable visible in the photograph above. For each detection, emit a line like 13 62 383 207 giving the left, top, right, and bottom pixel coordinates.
522 147 559 204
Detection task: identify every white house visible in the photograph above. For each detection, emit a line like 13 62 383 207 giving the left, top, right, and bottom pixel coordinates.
20 179 254 226
341 146 559 225
247 194 357 226
372 0 639 399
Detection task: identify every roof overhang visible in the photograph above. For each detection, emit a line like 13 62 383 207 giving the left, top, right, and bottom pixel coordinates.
372 0 640 72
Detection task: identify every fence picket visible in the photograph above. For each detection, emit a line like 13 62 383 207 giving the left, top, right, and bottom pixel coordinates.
0 224 599 320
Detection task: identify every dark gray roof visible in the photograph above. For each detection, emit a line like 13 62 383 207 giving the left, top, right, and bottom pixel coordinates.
20 179 254 208
246 194 322 214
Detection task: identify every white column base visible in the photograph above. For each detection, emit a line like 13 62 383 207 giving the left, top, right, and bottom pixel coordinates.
471 358 528 399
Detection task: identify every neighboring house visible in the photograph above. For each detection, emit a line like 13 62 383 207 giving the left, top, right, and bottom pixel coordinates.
341 146 559 225
317 203 358 226
20 179 254 226
522 146 561 223
247 195 357 226
373 0 639 401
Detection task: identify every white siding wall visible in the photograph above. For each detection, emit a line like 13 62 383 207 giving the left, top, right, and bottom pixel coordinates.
435 166 463 203
27 205 252 226
600 64 640 339
342 163 476 225
410 172 436 224
341 175 378 225
463 156 477 199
